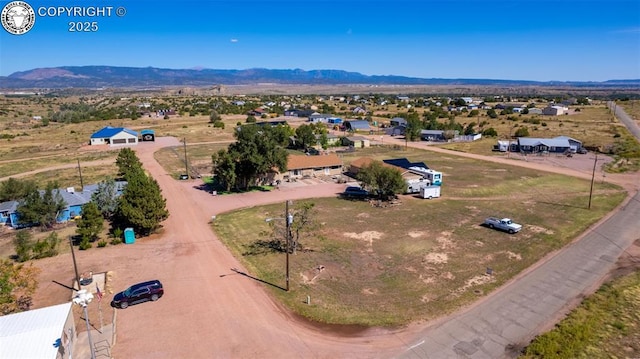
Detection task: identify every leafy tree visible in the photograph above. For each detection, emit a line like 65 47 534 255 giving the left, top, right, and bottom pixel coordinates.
0 178 36 202
221 125 288 189
209 110 222 123
116 148 143 179
482 127 498 137
464 122 476 135
115 170 169 236
405 117 423 142
289 201 319 254
16 181 66 229
246 115 257 123
487 108 498 118
295 124 317 149
76 202 104 242
468 109 480 117
514 127 530 137
13 230 33 263
211 149 237 192
0 259 40 314
266 201 318 255
357 161 406 200
91 178 119 219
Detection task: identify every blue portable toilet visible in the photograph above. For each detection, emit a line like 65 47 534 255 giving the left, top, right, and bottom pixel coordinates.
124 228 135 244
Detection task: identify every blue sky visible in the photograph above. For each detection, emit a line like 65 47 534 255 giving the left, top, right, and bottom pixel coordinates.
1 0 639 81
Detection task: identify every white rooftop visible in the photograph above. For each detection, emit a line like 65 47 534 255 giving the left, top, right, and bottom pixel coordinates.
0 302 72 359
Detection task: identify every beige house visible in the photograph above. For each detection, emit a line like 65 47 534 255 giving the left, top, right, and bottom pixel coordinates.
277 153 343 181
342 136 370 148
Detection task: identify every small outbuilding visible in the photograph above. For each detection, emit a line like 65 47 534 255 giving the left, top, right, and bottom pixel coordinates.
90 126 138 146
343 120 371 132
140 129 155 142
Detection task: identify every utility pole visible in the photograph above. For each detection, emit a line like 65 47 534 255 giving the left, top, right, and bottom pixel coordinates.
183 137 189 179
77 159 84 190
285 200 292 292
588 152 598 209
69 236 81 290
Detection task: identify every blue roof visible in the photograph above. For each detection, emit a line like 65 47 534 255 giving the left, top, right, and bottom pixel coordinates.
383 158 429 170
140 129 155 135
91 126 138 139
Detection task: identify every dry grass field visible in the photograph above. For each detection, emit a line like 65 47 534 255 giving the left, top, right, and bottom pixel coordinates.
211 146 626 327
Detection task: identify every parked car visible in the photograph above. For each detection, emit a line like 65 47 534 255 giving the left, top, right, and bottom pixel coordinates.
341 186 369 199
483 217 522 234
111 280 164 309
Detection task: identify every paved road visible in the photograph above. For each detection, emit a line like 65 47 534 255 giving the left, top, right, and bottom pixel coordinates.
609 101 640 140
398 190 640 358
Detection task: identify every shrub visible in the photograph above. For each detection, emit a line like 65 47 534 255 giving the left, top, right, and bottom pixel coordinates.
482 127 498 137
97 240 108 248
13 230 33 262
31 232 60 259
112 227 123 239
110 238 123 245
79 238 92 250
213 121 225 129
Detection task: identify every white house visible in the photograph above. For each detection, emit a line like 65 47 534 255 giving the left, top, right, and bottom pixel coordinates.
543 105 569 116
90 126 138 146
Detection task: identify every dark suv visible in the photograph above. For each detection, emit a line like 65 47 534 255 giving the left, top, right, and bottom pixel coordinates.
341 186 369 199
111 280 164 309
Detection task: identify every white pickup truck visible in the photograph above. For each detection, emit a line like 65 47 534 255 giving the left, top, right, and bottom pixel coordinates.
484 217 522 234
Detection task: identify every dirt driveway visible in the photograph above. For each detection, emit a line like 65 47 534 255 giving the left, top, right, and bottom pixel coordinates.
29 136 638 358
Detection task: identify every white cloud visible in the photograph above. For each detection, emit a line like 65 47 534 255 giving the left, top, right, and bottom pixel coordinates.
230 38 239 43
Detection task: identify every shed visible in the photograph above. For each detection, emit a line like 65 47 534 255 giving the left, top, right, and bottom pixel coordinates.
0 302 75 359
390 117 407 127
140 129 155 141
344 120 371 132
90 126 138 146
124 228 135 244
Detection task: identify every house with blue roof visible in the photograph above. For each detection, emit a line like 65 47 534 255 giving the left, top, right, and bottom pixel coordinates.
0 181 127 228
90 126 138 146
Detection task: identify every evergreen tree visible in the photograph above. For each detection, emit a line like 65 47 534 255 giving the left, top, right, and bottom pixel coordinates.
76 202 104 242
115 148 143 179
0 178 36 202
115 170 169 236
16 181 66 229
13 230 33 263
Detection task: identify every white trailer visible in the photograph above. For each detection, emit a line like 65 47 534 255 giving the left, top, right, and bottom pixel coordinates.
406 178 431 194
420 185 441 199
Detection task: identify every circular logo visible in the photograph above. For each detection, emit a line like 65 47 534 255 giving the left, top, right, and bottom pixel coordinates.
2 1 35 35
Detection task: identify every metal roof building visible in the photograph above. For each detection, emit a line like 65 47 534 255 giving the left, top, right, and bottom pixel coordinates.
90 126 138 146
0 302 75 359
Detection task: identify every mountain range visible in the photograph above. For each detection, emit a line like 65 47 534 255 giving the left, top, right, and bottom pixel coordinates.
1 66 638 89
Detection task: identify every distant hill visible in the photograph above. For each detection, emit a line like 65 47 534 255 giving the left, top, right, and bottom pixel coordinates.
1 66 638 89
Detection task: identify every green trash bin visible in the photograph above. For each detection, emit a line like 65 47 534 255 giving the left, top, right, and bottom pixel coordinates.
124 228 135 244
